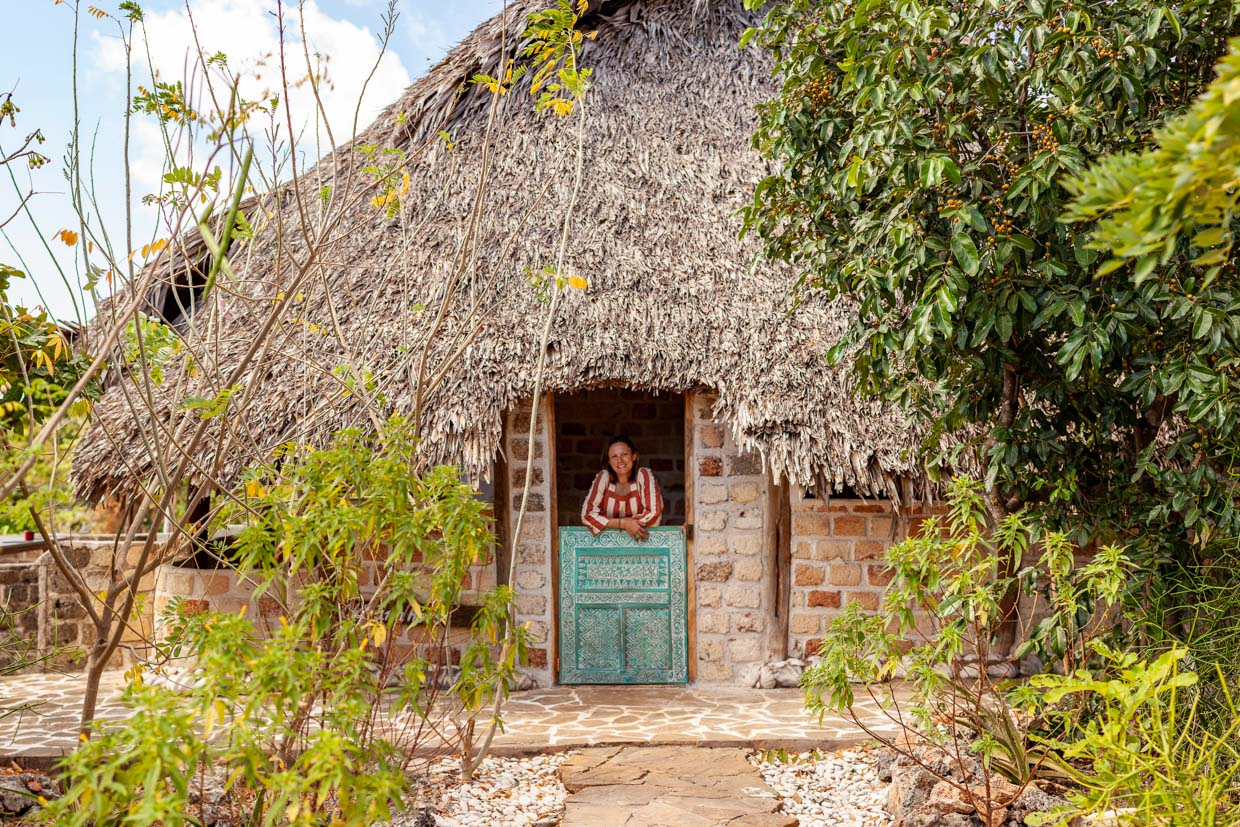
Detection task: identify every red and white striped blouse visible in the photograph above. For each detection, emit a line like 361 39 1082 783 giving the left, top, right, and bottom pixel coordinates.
581 467 663 535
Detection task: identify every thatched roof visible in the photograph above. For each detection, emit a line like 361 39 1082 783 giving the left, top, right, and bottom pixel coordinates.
72 0 931 506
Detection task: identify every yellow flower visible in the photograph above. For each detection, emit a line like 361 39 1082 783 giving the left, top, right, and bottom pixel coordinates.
568 274 589 290
56 229 79 247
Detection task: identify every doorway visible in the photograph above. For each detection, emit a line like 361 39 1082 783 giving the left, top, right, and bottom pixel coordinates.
553 388 689 684
554 388 686 529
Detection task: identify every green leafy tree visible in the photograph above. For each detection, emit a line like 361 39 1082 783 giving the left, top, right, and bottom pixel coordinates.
805 479 1122 821
0 91 93 533
0 267 92 529
742 0 1240 635
1063 38 1240 730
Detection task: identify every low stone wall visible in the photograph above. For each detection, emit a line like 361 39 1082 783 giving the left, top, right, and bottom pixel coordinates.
0 556 43 670
1 537 164 672
151 564 481 664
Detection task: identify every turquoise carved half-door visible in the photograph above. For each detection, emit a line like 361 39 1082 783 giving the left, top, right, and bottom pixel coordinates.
558 527 688 684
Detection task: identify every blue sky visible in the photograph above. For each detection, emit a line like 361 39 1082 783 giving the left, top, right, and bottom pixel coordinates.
2 0 504 320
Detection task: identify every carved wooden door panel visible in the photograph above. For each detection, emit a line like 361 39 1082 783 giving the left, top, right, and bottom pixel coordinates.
557 527 688 684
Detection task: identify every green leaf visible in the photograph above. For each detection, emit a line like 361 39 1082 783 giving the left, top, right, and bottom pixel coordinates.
941 157 962 185
1132 255 1157 282
966 207 988 233
1009 234 1036 253
1068 300 1086 327
951 233 980 276
1192 311 1213 339
996 312 1013 343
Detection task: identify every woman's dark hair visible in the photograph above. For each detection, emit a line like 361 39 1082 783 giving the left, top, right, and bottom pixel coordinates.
601 434 640 483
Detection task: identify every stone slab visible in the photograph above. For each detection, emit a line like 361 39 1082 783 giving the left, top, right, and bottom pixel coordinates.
558 746 797 827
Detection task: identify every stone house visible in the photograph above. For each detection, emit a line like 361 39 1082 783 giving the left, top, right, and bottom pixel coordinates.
68 0 942 687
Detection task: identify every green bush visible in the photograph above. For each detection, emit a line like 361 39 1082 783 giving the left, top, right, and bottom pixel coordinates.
1030 646 1240 826
804 479 1127 792
43 418 526 825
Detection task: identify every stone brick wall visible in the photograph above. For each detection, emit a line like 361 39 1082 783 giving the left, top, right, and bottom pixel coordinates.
554 388 686 528
1 538 164 672
787 497 952 658
151 564 482 664
786 496 897 658
688 391 779 685
0 557 43 670
505 398 556 686
4 529 498 675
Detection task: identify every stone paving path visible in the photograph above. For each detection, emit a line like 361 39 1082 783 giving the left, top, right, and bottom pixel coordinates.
0 672 130 767
0 671 905 768
484 685 904 754
558 746 796 827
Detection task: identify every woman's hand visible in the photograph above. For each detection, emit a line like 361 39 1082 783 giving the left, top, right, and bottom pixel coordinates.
621 518 649 542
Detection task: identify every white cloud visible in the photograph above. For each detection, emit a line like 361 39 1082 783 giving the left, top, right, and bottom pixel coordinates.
92 0 411 192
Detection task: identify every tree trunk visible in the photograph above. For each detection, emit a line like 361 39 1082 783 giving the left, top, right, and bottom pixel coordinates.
79 644 107 735
988 363 1023 659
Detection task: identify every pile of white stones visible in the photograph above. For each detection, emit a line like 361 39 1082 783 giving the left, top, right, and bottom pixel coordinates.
752 747 893 827
393 754 568 827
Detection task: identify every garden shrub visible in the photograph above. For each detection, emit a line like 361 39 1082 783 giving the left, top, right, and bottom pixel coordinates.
1029 646 1240 826
803 479 1127 819
42 418 526 825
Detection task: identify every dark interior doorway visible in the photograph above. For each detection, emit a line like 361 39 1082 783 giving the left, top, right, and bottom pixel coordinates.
554 388 686 528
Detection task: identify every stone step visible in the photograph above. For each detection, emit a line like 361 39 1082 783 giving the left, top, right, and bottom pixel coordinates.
559 746 798 827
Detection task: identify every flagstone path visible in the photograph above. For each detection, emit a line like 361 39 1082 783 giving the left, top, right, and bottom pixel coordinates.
484 685 904 754
558 746 797 827
0 671 905 770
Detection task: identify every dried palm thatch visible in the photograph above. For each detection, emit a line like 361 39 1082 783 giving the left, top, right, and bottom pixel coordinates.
71 0 935 507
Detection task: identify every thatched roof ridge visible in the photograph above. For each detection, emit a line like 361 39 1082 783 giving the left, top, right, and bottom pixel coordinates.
71 0 932 506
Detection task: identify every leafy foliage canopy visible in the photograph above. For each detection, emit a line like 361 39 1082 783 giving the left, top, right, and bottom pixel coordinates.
743 0 1240 549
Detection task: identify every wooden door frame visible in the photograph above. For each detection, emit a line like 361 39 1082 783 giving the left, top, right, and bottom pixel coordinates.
768 480 793 659
549 389 696 685
684 392 697 682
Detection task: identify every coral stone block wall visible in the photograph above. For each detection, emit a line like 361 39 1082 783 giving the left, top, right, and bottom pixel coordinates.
505 398 556 687
554 388 686 527
688 391 779 685
0 555 43 671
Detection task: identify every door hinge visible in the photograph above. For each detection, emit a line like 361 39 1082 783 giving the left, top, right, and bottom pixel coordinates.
555 657 560 672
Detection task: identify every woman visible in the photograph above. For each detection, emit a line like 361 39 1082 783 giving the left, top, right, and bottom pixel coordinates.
582 435 663 541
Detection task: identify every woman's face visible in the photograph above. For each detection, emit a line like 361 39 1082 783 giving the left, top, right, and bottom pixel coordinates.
608 442 637 480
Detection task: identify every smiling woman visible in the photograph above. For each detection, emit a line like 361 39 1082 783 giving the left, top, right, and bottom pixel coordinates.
582 434 663 541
